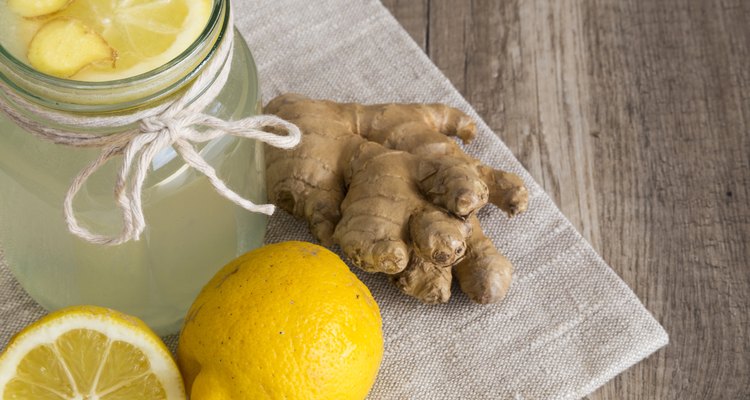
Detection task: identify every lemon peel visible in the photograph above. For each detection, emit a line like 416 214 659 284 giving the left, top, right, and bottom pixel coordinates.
178 241 384 400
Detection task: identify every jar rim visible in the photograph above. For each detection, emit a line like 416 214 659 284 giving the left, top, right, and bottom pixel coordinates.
0 0 228 112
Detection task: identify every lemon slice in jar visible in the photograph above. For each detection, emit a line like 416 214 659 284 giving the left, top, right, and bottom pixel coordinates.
0 306 185 399
23 0 213 81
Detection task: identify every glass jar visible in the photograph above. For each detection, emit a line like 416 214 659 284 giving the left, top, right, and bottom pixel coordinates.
0 0 266 335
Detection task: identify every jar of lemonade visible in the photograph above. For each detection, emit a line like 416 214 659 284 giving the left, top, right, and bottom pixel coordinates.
0 0 274 334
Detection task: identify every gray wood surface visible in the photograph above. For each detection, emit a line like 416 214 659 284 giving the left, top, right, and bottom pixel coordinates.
381 0 750 398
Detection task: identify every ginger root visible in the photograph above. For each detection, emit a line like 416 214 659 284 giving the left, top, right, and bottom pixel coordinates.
265 94 528 304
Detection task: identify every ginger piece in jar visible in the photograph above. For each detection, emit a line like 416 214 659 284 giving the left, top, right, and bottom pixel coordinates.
8 0 73 18
27 17 116 79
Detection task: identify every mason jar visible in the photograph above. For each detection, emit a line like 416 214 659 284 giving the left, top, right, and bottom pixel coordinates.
0 0 267 335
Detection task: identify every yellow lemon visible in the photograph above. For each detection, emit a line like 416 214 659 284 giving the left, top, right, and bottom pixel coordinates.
177 241 384 400
0 305 185 399
17 0 212 80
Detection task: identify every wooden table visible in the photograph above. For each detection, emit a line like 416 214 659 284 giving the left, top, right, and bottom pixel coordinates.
382 1 750 398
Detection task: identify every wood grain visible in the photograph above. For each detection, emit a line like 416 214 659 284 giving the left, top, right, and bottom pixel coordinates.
381 0 750 398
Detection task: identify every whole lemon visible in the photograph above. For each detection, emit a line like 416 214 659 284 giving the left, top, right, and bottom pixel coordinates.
177 241 383 400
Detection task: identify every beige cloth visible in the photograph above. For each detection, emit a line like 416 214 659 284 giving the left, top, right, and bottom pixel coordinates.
0 0 668 398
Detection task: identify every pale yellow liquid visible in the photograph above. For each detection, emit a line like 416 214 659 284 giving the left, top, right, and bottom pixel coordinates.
0 35 266 335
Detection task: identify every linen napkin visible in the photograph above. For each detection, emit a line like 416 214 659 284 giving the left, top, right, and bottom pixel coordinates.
0 0 668 398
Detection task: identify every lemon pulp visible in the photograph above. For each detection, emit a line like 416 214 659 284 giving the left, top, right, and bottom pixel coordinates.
0 0 213 81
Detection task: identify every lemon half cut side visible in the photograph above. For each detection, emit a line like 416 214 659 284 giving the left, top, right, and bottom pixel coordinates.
0 306 185 400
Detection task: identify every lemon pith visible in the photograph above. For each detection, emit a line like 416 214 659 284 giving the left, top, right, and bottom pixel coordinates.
0 306 185 400
177 241 384 400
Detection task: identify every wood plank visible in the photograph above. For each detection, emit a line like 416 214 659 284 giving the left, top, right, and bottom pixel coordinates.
383 0 750 398
379 0 429 49
582 0 750 397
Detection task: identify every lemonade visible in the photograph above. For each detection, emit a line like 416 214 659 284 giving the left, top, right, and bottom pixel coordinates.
0 0 212 81
0 0 268 335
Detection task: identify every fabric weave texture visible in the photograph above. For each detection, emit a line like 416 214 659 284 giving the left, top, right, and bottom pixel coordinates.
0 0 668 398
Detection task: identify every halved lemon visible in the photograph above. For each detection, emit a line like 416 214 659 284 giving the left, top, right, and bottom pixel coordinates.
0 306 185 400
20 0 213 80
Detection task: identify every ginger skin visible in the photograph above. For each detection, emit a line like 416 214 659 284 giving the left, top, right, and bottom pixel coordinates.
265 94 528 304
